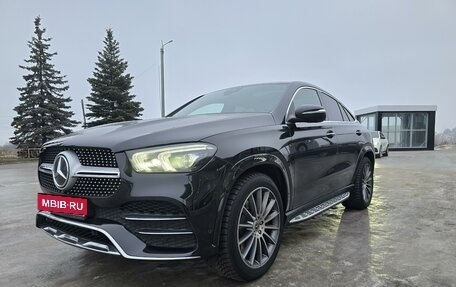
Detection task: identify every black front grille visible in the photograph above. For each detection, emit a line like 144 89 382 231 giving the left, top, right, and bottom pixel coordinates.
40 146 118 168
140 234 196 249
39 171 59 193
38 216 111 245
39 172 121 198
95 201 196 251
120 201 185 216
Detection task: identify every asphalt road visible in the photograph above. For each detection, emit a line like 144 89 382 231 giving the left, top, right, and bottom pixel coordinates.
1 147 455 287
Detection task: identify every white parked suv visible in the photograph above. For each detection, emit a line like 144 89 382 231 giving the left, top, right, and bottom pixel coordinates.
371 131 389 158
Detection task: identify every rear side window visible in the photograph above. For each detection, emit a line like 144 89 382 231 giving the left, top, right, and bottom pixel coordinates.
338 103 349 121
319 92 343 121
338 104 355 122
343 106 356 121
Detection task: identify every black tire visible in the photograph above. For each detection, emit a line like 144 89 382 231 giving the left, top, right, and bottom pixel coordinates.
384 146 389 156
343 157 373 210
208 172 284 281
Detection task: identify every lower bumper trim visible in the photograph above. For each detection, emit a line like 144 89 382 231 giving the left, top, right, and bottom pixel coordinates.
37 211 201 261
42 226 119 255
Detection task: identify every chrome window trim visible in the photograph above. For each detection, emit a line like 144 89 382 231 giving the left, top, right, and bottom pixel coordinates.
285 86 355 123
285 86 322 122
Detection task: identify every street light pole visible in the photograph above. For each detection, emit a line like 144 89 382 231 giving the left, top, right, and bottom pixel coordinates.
81 99 87 128
160 40 173 118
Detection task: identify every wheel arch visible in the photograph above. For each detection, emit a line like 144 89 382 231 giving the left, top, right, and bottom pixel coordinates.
228 153 291 211
235 163 289 212
211 152 292 248
353 145 375 184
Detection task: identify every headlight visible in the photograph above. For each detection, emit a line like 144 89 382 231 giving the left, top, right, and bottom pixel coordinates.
126 143 217 173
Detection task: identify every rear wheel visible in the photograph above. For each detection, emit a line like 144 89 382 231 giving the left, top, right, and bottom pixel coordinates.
384 146 389 156
343 157 373 210
208 173 284 281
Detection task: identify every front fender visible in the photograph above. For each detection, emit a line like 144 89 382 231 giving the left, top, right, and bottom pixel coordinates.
228 153 291 205
210 150 292 247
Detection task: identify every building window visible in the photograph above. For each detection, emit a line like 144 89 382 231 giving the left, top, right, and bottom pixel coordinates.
359 113 376 131
381 112 428 148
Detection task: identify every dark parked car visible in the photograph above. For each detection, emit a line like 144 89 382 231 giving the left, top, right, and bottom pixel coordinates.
36 82 375 281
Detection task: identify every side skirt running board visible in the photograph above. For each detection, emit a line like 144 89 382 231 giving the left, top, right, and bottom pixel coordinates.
288 192 350 224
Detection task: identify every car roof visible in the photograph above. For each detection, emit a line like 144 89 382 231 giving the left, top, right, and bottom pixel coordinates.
211 81 333 96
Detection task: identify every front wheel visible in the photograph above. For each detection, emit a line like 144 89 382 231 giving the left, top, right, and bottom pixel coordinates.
208 173 284 281
343 157 373 210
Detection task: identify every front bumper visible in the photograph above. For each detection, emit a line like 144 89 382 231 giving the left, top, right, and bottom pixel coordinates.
36 211 199 260
36 151 231 260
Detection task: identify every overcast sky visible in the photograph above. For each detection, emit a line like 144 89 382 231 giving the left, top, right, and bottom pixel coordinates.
1 0 455 145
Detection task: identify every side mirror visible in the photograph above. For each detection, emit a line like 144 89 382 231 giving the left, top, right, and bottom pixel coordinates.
288 105 326 123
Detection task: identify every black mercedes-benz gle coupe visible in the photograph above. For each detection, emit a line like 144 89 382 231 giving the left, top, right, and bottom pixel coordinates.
36 82 374 281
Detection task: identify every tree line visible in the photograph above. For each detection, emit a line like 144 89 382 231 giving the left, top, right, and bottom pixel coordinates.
10 16 143 148
435 128 456 146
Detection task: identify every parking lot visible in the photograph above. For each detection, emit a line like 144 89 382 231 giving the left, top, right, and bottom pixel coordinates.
1 147 455 287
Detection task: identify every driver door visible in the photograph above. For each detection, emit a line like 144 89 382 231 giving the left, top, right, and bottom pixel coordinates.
287 88 339 209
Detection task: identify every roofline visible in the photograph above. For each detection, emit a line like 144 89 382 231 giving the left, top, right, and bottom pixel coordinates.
354 105 437 115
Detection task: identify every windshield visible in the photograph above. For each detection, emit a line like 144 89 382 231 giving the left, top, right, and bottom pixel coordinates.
370 131 379 138
170 83 288 117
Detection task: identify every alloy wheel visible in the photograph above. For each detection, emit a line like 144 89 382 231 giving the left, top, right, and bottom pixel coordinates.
361 163 373 202
237 187 281 268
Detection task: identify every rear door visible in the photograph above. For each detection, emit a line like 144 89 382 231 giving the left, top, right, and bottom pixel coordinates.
328 98 363 189
317 92 357 192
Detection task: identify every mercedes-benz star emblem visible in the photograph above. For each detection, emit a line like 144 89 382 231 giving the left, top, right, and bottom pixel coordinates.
51 151 80 191
53 154 70 189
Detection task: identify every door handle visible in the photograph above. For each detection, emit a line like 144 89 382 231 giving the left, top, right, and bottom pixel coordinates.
326 130 335 138
356 130 362 136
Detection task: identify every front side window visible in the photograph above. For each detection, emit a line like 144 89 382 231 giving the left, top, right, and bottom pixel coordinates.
319 92 343 121
292 88 321 107
288 88 321 116
171 83 288 117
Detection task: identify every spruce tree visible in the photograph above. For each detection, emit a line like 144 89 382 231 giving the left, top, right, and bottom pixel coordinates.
86 29 143 126
11 16 78 148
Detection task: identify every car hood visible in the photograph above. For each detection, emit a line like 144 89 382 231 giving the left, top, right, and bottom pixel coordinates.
43 113 275 152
